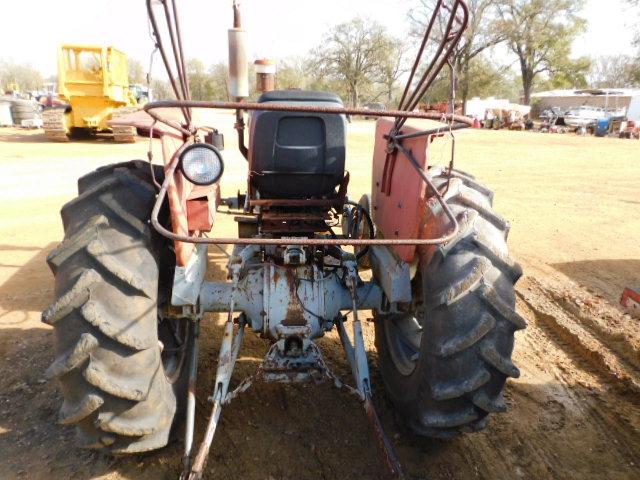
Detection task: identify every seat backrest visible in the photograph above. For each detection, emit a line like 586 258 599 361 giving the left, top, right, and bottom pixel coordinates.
249 90 346 199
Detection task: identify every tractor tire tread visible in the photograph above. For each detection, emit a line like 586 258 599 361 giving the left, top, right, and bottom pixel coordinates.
43 161 180 454
375 168 524 439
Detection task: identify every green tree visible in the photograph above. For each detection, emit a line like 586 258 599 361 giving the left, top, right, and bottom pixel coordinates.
409 0 505 110
150 79 176 100
209 62 230 101
310 18 396 107
497 0 589 104
127 57 146 84
185 60 230 101
276 56 313 90
186 59 210 101
421 57 520 104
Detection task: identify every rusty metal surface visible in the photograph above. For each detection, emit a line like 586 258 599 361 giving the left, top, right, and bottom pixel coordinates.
372 119 436 261
394 0 470 133
364 394 404 479
260 211 330 234
262 342 326 384
146 2 474 480
261 211 330 221
145 0 472 254
152 152 458 247
158 135 219 266
163 136 195 265
249 198 343 208
621 288 640 308
186 200 213 232
143 100 474 138
146 0 192 125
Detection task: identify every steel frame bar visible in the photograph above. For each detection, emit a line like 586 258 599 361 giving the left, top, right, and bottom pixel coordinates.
388 122 470 141
340 264 404 478
143 99 474 138
180 318 200 480
187 312 246 480
396 0 444 116
151 140 460 247
395 0 469 132
145 0 192 124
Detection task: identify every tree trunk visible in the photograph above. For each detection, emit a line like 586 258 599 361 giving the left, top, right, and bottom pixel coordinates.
522 70 534 105
461 58 471 114
519 58 535 105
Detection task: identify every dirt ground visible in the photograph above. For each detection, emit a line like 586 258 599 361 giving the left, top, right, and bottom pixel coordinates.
0 117 639 480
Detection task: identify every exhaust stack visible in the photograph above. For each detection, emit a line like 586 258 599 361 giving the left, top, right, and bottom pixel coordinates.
255 59 276 94
228 0 249 99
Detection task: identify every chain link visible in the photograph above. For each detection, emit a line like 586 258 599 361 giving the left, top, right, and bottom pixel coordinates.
223 343 363 404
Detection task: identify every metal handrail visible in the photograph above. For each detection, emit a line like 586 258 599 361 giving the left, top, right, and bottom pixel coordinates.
150 137 460 247
142 100 474 138
145 0 472 249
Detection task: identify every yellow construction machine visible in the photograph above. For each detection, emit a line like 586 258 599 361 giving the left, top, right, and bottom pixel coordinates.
43 45 139 142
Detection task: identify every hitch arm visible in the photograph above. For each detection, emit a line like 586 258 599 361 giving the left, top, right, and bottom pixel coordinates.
185 272 245 480
338 260 405 479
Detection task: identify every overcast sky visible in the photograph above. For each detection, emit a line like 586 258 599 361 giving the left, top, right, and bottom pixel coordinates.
1 0 638 78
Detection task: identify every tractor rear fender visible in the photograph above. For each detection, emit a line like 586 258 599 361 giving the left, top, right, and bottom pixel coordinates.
172 244 208 306
159 134 219 269
106 112 218 271
371 118 447 264
369 245 412 304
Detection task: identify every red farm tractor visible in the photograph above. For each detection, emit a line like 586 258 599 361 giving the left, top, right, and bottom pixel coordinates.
43 1 524 478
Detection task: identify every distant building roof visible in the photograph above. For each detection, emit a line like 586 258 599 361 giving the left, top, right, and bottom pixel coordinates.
532 88 640 98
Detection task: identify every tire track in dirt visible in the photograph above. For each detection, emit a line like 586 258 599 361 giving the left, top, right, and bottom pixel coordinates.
509 302 639 474
517 277 640 397
543 282 640 370
518 285 640 443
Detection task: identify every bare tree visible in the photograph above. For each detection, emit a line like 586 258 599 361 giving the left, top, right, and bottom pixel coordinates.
377 39 407 105
627 0 640 47
310 18 394 107
497 0 589 104
276 56 313 90
150 79 176 100
0 59 43 92
127 58 146 84
409 0 504 110
589 55 640 88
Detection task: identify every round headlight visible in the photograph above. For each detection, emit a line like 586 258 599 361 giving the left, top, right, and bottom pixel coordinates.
179 143 224 186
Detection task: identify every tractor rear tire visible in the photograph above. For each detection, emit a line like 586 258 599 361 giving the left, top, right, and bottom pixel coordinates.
374 168 525 438
43 161 189 454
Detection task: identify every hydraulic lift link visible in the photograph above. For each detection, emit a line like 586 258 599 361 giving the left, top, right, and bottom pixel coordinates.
343 259 405 479
180 314 201 480
185 270 244 480
184 257 404 480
